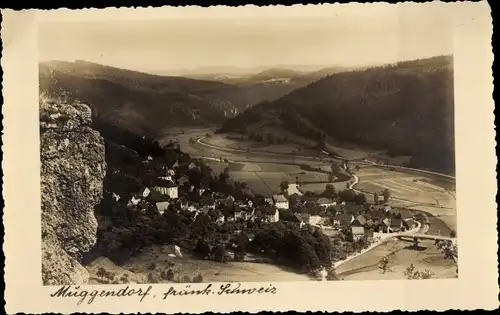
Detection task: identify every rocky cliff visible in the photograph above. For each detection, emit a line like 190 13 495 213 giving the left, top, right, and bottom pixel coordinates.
40 94 106 285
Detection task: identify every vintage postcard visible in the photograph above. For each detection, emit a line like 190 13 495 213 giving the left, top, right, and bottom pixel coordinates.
2 2 498 314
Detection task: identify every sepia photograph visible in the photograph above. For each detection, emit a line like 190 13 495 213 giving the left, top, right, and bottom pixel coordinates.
37 6 460 286
2 2 498 313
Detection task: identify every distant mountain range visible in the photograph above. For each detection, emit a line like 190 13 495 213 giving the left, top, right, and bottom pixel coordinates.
219 55 455 175
39 61 355 137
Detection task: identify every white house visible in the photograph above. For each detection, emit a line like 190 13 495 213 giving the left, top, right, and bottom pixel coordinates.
127 196 141 207
264 208 280 223
152 179 178 199
168 169 176 176
272 194 289 210
140 187 151 198
316 197 336 208
159 175 173 182
309 215 323 225
351 226 365 241
156 201 170 215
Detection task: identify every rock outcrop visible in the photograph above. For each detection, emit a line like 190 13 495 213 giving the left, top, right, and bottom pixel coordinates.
40 94 106 285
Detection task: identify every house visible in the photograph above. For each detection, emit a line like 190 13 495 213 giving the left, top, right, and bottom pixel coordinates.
374 218 391 233
390 218 404 233
352 214 367 227
172 161 180 168
156 201 170 215
201 197 216 210
403 218 417 230
177 175 189 186
332 214 354 229
159 175 173 182
152 178 178 199
243 207 255 221
383 205 392 212
168 169 176 176
309 215 322 225
316 197 336 208
234 207 246 220
264 197 274 205
179 199 189 210
198 183 210 196
375 194 385 204
215 211 225 225
188 162 197 170
365 219 375 229
127 196 141 207
258 205 279 223
112 192 121 202
351 226 366 241
272 194 289 210
187 204 198 212
294 213 312 228
364 229 374 239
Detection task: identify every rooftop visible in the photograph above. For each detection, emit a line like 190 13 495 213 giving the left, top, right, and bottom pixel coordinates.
273 194 288 203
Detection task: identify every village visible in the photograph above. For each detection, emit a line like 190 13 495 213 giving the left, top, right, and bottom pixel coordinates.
111 143 422 249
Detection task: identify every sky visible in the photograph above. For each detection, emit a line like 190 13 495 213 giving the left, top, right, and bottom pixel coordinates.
38 4 454 75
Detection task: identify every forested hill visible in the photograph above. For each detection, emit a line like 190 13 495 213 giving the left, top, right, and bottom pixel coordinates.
39 61 268 137
219 55 455 175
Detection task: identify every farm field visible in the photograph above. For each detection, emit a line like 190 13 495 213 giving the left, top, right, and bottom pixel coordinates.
354 166 456 232
336 239 457 280
230 163 338 197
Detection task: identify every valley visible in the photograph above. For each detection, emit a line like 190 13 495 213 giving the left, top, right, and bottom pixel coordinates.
39 56 458 285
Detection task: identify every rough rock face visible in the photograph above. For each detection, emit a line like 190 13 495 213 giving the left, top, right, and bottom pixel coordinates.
40 94 106 285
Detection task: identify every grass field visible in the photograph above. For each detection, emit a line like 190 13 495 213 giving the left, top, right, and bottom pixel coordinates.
228 162 347 197
336 239 457 280
87 245 313 284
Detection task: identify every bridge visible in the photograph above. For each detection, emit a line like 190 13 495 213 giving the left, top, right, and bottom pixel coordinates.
396 233 456 243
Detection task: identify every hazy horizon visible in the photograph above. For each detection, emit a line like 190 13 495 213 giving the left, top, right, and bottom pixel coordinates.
38 4 453 76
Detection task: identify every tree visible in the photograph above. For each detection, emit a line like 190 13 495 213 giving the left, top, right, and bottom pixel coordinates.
195 239 211 258
378 256 392 274
338 189 356 202
450 230 457 238
354 193 367 205
373 192 379 205
322 184 336 198
280 180 289 193
211 245 228 263
97 267 107 280
382 189 391 203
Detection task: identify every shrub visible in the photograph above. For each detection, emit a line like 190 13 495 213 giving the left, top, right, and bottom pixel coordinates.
192 273 204 283
166 269 175 281
181 275 191 283
148 262 157 270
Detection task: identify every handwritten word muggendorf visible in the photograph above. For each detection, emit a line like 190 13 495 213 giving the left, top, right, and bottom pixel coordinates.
50 285 153 305
163 282 277 299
